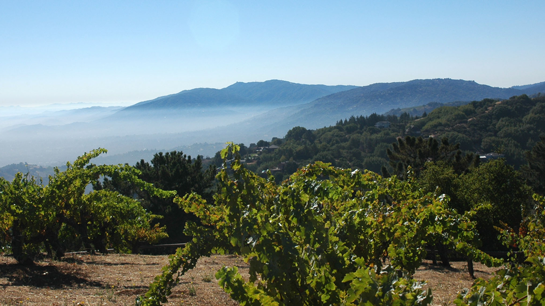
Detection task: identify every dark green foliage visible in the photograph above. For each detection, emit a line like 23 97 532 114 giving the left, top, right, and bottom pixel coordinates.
458 160 532 250
219 94 545 182
285 126 313 142
243 113 408 181
420 162 466 211
134 152 215 243
386 136 474 178
243 95 545 184
256 140 270 147
407 94 545 168
420 159 532 251
98 151 216 243
441 132 473 151
362 156 389 174
522 136 545 195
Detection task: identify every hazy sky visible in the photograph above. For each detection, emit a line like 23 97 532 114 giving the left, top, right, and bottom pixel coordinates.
1 0 544 106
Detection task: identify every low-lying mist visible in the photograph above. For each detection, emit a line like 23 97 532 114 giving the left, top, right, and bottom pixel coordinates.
0 105 294 167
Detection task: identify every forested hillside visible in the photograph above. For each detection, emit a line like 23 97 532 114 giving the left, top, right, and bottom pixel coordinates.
214 94 545 182
409 94 545 167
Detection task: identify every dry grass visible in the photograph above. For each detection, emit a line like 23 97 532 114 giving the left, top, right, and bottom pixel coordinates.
414 260 499 305
0 254 498 305
0 253 247 305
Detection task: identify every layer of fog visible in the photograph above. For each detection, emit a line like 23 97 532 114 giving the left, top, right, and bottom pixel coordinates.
0 104 303 167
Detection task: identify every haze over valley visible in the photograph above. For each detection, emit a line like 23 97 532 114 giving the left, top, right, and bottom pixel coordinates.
1 78 543 169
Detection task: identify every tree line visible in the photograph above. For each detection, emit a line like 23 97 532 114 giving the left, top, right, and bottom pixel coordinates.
221 94 545 183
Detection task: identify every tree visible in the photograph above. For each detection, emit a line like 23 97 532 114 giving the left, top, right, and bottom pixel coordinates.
420 158 532 253
456 159 532 251
522 135 545 195
98 151 216 243
419 162 477 269
285 126 309 142
256 140 270 147
386 136 477 179
0 173 50 264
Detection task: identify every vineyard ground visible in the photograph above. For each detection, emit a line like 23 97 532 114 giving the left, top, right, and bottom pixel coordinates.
0 253 498 305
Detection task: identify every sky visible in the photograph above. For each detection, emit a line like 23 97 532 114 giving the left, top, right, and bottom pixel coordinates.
1 0 544 107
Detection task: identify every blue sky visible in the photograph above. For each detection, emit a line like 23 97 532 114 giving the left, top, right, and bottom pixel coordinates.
1 0 544 106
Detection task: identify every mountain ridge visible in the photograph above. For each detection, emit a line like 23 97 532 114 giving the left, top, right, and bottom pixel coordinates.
271 78 526 130
119 80 358 114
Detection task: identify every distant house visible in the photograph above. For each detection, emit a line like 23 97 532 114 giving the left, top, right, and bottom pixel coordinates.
480 152 505 161
256 145 280 154
375 121 391 128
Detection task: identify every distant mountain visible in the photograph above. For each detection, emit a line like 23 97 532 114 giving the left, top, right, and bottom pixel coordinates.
383 80 545 119
153 78 542 146
117 80 357 115
221 79 358 106
122 88 253 112
90 80 358 137
511 81 545 91
312 78 521 115
521 83 545 96
272 79 524 130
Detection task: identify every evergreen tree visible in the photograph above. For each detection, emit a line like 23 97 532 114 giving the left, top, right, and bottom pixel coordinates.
522 135 545 195
98 151 216 243
386 136 470 178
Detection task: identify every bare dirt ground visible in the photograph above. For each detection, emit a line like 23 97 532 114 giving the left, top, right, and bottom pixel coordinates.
414 260 498 305
0 254 498 305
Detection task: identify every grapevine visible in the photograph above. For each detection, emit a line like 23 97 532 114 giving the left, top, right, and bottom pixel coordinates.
0 149 174 264
140 143 499 305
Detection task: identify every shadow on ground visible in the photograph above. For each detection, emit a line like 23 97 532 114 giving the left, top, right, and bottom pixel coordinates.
0 263 103 288
418 262 462 273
